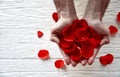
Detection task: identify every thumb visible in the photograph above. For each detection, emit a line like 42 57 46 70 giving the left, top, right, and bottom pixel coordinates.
100 36 110 46
50 36 60 44
59 48 71 65
50 34 60 44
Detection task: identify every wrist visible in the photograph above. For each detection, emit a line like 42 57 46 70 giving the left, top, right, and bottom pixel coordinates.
53 0 77 19
92 12 102 21
83 18 101 26
60 14 77 20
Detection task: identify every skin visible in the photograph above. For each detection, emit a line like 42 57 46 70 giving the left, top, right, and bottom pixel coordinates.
51 0 110 66
82 0 110 66
51 0 78 66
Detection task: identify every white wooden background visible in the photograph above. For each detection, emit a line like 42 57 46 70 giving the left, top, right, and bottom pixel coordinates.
0 0 120 77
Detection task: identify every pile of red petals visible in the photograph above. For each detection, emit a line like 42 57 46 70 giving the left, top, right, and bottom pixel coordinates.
36 12 119 68
59 19 103 62
99 54 114 66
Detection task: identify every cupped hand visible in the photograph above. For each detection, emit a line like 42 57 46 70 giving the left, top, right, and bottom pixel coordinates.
51 18 110 66
50 18 78 66
80 19 110 66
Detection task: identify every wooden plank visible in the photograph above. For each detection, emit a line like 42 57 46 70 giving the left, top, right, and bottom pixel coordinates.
0 71 120 77
0 59 120 73
0 0 120 77
0 0 55 29
0 72 60 77
0 29 120 58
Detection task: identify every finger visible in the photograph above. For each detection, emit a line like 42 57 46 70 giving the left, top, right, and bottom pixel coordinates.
64 56 71 65
88 56 95 65
93 47 100 58
71 60 77 67
50 36 60 44
81 59 88 66
50 35 60 44
88 37 108 65
88 47 100 65
59 48 71 65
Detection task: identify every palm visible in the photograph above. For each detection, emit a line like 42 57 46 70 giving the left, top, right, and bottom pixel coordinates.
51 18 78 66
80 20 110 66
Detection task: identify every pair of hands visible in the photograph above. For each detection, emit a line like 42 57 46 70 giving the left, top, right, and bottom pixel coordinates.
50 17 110 66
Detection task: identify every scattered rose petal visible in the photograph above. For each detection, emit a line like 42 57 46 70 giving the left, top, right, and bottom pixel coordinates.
105 54 114 64
109 25 118 35
52 12 58 22
99 53 114 66
37 30 43 38
116 12 120 22
99 56 108 65
38 49 49 60
54 59 65 68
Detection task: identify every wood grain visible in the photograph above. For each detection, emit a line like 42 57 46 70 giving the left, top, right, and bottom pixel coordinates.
0 0 120 77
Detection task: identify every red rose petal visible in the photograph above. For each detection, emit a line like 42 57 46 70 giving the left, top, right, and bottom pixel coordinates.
38 49 49 60
116 12 120 22
54 59 65 68
62 25 75 41
99 54 114 66
63 49 74 55
70 55 81 62
109 25 118 35
80 38 95 58
90 37 101 48
75 28 89 41
59 39 74 50
70 47 81 62
74 41 81 47
81 38 96 48
72 19 81 29
73 19 88 29
79 19 89 29
81 47 94 58
59 40 74 49
99 56 108 66
59 39 75 55
37 31 43 38
105 54 114 64
59 19 103 61
52 12 58 22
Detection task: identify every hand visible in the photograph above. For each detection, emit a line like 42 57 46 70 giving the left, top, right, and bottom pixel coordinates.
51 18 79 66
80 19 110 66
81 0 110 66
